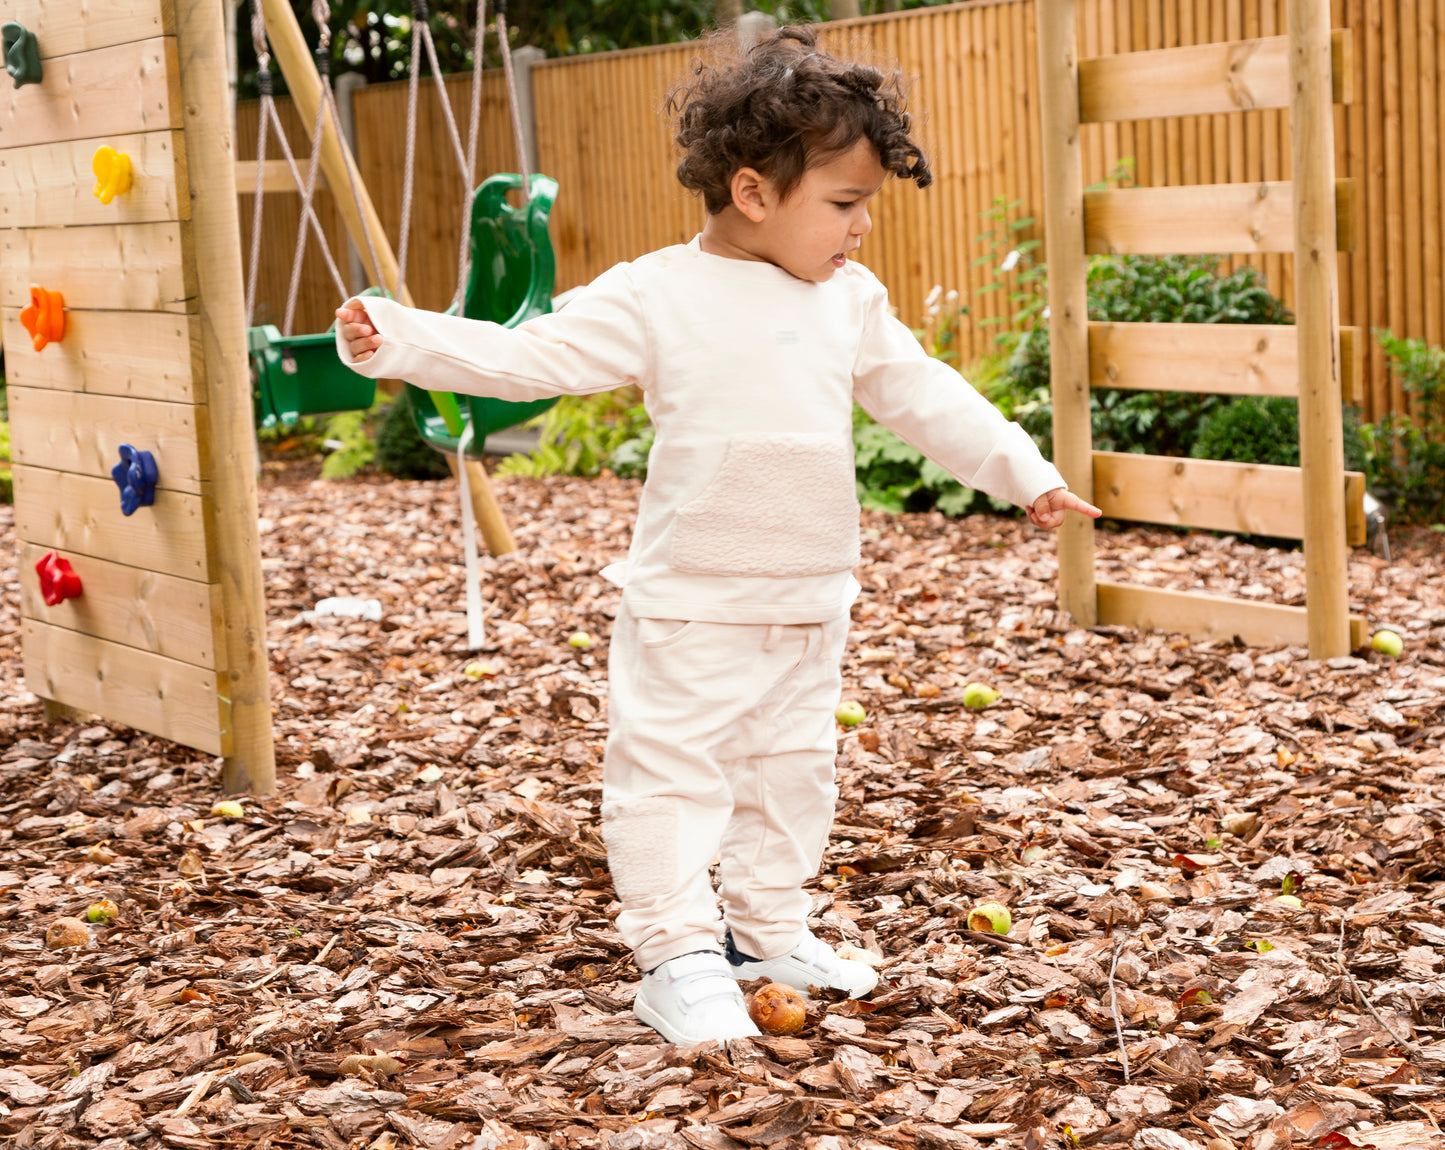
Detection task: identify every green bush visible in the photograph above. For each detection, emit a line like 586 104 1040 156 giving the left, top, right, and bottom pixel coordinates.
1365 330 1445 522
494 389 652 480
376 391 452 480
1191 395 1367 471
1001 254 1296 460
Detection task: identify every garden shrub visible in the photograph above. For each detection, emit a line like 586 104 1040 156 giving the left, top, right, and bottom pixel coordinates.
1190 395 1367 472
1365 329 1445 522
1002 254 1296 461
376 391 452 480
494 388 653 480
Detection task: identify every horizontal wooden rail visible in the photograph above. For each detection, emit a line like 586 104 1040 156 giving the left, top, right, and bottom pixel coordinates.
1089 322 1364 406
1 309 201 402
1078 29 1351 122
1093 451 1366 545
0 132 186 228
1084 179 1356 255
235 159 314 195
18 542 218 667
1 222 197 313
1097 582 1368 649
21 619 227 755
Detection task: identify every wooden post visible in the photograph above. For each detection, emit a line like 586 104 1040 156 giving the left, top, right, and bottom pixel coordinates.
176 0 276 794
259 0 516 558
1290 0 1351 657
1036 0 1097 626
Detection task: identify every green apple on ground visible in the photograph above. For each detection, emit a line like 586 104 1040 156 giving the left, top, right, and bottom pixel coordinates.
568 631 594 650
835 700 867 727
967 902 1012 934
210 800 245 819
962 682 999 708
1370 629 1403 657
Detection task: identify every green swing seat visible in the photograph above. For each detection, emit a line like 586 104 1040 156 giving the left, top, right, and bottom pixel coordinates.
405 171 560 454
249 287 385 430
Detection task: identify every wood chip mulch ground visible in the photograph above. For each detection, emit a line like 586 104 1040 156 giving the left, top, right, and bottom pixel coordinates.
2 462 1443 1150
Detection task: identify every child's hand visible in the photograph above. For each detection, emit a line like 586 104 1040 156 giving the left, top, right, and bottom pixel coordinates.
335 298 383 363
1028 486 1102 530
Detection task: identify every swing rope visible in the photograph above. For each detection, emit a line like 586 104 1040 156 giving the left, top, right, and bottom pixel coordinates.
495 0 530 204
397 0 487 309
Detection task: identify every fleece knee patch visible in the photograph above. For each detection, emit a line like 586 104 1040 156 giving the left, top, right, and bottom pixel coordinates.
601 796 679 902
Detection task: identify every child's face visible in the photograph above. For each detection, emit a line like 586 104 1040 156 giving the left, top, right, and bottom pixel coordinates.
755 140 886 283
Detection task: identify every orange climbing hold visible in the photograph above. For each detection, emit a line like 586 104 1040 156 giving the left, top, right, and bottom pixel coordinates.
19 284 64 351
92 146 132 204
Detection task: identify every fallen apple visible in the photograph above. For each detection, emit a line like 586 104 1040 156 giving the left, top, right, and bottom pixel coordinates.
85 899 120 924
210 800 245 819
462 660 495 681
747 982 808 1035
1370 629 1403 657
568 631 594 650
835 700 867 727
962 682 999 709
46 917 91 950
1273 895 1304 909
967 902 1013 934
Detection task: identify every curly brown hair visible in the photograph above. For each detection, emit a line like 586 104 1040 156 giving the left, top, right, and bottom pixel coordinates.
667 25 932 215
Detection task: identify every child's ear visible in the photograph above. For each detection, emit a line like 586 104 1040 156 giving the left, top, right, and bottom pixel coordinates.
729 167 769 223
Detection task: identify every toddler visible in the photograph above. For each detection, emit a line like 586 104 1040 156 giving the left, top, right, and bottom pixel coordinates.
336 25 1100 1047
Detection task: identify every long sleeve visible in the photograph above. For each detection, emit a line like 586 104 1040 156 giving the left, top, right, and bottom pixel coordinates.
336 263 651 402
851 288 1064 509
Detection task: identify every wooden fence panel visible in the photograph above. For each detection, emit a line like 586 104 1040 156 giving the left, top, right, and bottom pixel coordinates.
258 0 1443 426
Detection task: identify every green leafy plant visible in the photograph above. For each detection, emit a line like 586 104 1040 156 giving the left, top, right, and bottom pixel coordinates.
0 414 11 505
319 409 376 479
376 391 452 480
970 195 1045 355
494 388 652 479
1365 330 1445 522
1000 254 1295 461
1191 395 1367 471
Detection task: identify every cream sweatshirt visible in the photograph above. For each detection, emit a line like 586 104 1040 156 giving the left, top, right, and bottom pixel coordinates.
339 237 1065 624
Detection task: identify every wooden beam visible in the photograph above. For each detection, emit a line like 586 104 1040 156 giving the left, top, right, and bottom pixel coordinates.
1078 29 1352 123
21 619 227 756
0 38 181 150
1 221 195 312
18 542 219 667
0 0 172 56
1 309 201 403
1036 0 1096 626
1084 179 1356 255
0 131 187 228
1097 582 1368 650
1092 451 1366 543
13 465 214 580
1088 321 1365 403
8 386 206 494
1290 0 1351 658
175 0 276 793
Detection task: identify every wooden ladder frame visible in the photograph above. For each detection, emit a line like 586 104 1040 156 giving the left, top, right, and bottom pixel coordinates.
1036 0 1367 658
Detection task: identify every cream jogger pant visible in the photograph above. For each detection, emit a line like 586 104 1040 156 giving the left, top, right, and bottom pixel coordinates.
600 603 848 973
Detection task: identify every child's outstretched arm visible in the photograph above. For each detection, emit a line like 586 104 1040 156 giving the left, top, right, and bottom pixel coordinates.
1028 487 1102 530
336 298 382 364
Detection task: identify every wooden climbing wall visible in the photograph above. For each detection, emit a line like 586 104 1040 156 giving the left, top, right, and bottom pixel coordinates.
1 0 275 791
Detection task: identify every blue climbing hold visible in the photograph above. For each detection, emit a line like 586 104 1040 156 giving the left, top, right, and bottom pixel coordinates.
111 444 158 516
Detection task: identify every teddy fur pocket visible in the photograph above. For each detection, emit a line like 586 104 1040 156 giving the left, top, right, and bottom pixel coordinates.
669 433 860 578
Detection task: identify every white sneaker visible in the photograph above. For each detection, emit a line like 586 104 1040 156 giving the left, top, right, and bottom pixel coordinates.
633 951 763 1047
726 929 879 997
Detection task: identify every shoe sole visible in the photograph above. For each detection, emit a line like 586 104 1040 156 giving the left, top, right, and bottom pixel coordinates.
727 962 878 998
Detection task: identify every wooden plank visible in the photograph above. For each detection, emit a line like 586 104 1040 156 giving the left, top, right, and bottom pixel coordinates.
1401 0 1423 346
0 221 195 313
1340 324 1364 407
0 131 186 228
1 308 200 402
234 158 310 195
1080 34 1295 122
1092 451 1366 541
1037 0 1096 626
21 619 226 757
17 542 218 667
1089 320 1366 401
1097 581 1369 649
0 0 173 56
12 465 214 581
1291 0 1351 658
7 386 206 493
1089 320 1302 395
0 38 182 151
1419 0 1441 349
1083 179 1355 254
176 0 276 792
